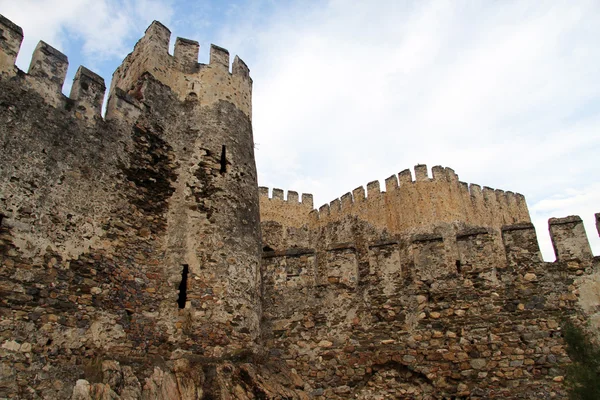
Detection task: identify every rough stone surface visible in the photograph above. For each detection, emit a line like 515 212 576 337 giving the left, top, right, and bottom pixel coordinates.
0 15 303 400
1 14 599 400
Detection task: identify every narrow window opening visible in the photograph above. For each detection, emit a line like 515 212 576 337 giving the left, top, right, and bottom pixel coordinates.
263 245 274 252
177 264 189 309
0 214 4 227
220 145 227 173
455 260 462 273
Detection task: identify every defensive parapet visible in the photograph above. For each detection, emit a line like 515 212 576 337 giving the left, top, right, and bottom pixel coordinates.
107 21 252 121
314 164 530 232
549 216 593 262
262 212 598 295
259 187 314 228
0 15 106 120
261 212 599 398
0 14 23 75
259 165 531 239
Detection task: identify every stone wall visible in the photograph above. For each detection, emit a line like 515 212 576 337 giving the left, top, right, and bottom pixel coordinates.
260 213 600 399
259 165 530 240
0 15 305 400
108 21 252 120
1 12 600 400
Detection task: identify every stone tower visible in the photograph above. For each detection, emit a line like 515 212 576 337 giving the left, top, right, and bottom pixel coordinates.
106 20 262 357
0 16 302 399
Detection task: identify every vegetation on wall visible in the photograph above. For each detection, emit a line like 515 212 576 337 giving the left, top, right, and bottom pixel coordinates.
562 321 600 400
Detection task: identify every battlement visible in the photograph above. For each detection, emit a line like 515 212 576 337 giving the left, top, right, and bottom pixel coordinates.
259 165 531 245
259 186 314 228
1 12 598 398
318 164 525 214
549 215 593 261
263 212 598 294
308 164 529 234
0 15 251 125
107 20 252 120
0 14 23 74
0 15 106 121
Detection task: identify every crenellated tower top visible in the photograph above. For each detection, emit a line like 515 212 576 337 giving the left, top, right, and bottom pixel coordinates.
0 15 251 124
107 21 252 121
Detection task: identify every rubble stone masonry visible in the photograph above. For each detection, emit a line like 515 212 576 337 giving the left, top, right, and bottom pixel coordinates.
0 14 599 400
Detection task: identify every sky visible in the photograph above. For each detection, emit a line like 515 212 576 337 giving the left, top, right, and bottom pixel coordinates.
1 0 599 260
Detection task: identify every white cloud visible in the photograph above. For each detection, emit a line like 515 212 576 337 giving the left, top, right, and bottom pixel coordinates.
217 0 600 256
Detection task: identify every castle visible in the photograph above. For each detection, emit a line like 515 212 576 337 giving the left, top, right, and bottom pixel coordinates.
0 15 599 399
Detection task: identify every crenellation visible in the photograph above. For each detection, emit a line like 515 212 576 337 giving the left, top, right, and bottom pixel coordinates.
108 19 252 119
445 167 459 183
514 192 529 221
549 215 593 261
233 55 250 79
495 189 507 213
262 164 533 248
28 41 68 88
301 193 314 208
352 186 366 202
340 192 353 209
398 168 412 184
142 20 171 51
596 213 600 237
329 198 341 215
287 190 299 203
272 188 284 200
69 66 106 120
174 37 200 71
411 232 449 281
385 174 398 191
210 44 230 69
0 14 23 75
319 203 330 216
366 180 381 198
431 165 446 181
483 187 499 222
414 163 428 181
258 186 313 204
501 223 542 267
469 183 483 203
482 186 496 205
